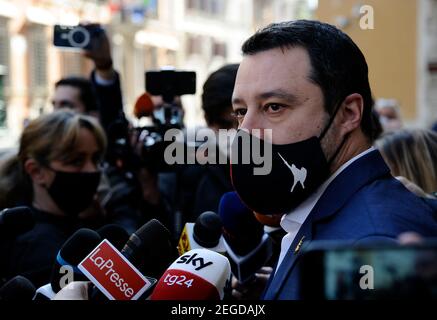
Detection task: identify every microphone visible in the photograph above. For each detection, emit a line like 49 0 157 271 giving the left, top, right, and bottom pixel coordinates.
218 191 272 284
0 207 35 283
0 275 36 300
178 211 226 255
133 92 155 118
50 229 102 293
150 248 231 300
121 219 176 280
88 219 176 300
33 228 102 300
0 207 34 238
96 224 129 251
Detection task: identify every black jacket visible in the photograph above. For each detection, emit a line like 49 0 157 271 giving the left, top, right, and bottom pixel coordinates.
4 207 104 288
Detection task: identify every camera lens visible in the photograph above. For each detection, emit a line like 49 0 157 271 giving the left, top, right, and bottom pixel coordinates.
68 26 90 48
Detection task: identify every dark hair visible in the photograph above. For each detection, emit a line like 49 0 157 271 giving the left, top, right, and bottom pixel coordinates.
202 64 239 128
242 20 379 142
55 77 98 112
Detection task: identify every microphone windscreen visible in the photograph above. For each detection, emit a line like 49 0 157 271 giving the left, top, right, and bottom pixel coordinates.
193 211 222 248
0 276 36 300
218 191 264 255
51 228 102 292
96 224 129 251
58 228 102 266
0 206 34 237
134 92 155 118
121 219 176 279
150 249 231 300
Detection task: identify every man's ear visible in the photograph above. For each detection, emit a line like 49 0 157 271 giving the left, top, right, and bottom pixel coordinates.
338 93 364 134
24 159 48 186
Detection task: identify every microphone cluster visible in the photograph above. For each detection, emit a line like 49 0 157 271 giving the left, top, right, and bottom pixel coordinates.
1 191 273 300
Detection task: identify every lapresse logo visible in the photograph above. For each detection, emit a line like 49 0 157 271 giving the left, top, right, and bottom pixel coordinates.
78 240 153 300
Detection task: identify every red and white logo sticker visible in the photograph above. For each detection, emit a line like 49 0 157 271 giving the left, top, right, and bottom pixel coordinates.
78 239 152 300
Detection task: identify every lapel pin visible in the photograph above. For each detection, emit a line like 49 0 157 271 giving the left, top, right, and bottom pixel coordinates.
294 236 305 254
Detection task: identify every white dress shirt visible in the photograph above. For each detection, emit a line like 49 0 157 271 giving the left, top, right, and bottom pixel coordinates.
275 147 376 272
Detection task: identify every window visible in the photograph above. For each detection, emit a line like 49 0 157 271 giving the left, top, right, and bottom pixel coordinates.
185 0 225 17
0 71 5 127
0 17 9 87
27 24 48 93
212 40 226 58
144 46 158 70
165 49 176 66
0 17 9 126
187 0 197 10
27 24 49 115
60 51 83 77
187 34 202 55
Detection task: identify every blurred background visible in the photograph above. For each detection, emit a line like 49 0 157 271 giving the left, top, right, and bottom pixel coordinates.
0 0 436 147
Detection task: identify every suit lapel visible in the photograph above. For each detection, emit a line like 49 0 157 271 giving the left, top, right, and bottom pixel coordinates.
310 150 391 223
263 220 313 299
263 150 391 299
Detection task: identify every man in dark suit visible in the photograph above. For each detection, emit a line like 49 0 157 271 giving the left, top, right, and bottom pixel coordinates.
230 20 437 299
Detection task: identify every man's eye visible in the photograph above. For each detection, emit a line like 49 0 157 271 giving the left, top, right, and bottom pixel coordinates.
264 104 284 113
232 109 247 118
55 101 75 109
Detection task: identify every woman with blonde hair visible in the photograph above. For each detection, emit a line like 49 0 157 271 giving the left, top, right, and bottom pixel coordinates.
376 129 437 196
0 109 107 286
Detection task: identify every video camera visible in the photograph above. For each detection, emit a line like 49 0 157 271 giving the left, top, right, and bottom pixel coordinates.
145 68 196 127
136 68 196 172
104 68 196 174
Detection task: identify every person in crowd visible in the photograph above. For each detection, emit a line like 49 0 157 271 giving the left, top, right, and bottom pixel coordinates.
229 20 437 299
186 64 239 221
374 98 403 132
202 64 239 132
52 77 98 116
52 23 127 135
376 129 437 197
50 23 173 236
139 64 240 233
0 110 106 287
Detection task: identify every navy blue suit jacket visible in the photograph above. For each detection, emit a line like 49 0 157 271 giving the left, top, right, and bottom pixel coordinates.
262 150 437 300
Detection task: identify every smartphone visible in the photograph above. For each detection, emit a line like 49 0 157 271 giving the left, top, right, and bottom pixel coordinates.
298 241 437 299
53 24 103 50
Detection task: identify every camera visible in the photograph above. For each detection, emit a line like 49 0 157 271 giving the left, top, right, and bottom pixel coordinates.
146 69 196 129
105 69 196 173
137 69 196 172
53 24 103 50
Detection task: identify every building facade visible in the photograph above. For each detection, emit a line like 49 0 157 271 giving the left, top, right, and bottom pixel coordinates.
0 0 110 146
316 0 437 128
0 0 308 147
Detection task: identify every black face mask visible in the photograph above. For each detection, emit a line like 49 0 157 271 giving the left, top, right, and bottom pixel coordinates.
47 169 101 216
230 110 346 215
